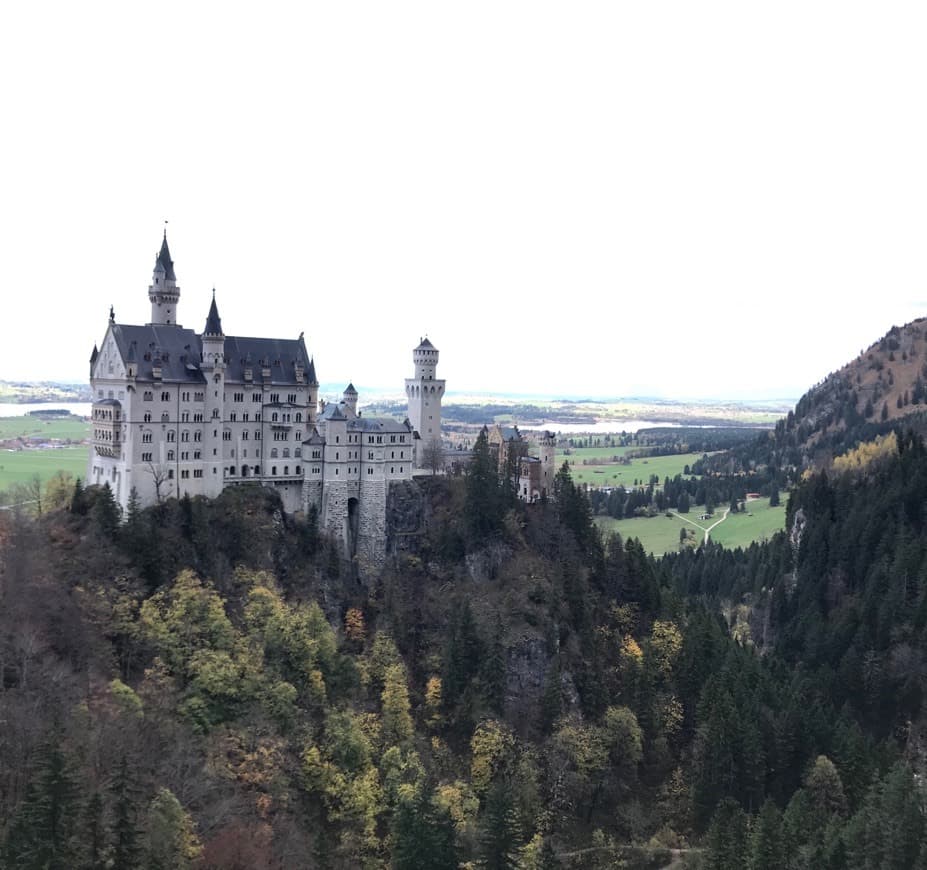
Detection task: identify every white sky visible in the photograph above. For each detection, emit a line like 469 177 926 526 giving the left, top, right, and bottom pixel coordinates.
1 2 925 401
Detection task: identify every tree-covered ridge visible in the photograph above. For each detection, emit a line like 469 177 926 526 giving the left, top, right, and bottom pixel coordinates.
3 439 927 867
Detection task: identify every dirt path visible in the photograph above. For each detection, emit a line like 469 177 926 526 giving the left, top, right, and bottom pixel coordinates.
670 507 730 544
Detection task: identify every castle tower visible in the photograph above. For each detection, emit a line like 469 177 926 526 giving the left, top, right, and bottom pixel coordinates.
537 430 556 499
201 291 226 497
148 231 182 326
405 337 445 468
342 383 358 418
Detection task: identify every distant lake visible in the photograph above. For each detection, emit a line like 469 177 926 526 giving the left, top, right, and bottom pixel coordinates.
0 402 92 418
519 420 683 435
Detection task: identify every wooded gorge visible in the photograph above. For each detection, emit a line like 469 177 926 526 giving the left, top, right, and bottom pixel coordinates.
3 428 927 868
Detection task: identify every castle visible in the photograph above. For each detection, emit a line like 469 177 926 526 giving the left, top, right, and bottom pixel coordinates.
88 232 444 566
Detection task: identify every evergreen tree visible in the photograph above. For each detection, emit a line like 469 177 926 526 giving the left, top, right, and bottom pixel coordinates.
479 779 520 870
704 797 747 870
3 741 81 870
750 799 784 870
391 786 459 870
466 428 502 538
109 756 141 870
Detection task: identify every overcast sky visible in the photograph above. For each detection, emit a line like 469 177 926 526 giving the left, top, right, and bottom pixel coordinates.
1 2 925 401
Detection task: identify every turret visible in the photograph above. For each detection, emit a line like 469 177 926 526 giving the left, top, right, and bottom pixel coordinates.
342 383 358 417
148 230 181 326
200 291 226 496
412 337 439 380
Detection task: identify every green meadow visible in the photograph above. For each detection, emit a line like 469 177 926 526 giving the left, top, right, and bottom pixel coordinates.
0 415 90 442
556 448 705 487
0 446 90 491
595 495 787 556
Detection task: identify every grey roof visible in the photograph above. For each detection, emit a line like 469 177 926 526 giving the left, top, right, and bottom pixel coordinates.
302 429 325 445
221 335 312 384
348 415 412 433
344 382 357 395
323 404 347 421
111 324 205 383
108 324 312 385
416 337 436 350
498 425 522 442
154 233 176 281
204 293 223 335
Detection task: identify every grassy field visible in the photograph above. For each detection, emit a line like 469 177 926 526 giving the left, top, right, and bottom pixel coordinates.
557 449 705 487
594 495 787 556
0 447 90 491
0 415 89 441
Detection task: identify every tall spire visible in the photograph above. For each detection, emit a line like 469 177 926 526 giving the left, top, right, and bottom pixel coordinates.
204 289 223 336
148 227 181 326
154 231 176 281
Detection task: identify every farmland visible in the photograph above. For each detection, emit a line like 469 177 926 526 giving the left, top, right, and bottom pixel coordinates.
0 447 90 491
594 494 787 556
556 447 705 488
0 415 89 442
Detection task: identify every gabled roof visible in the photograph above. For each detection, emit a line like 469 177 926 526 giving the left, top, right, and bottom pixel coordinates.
416 337 436 350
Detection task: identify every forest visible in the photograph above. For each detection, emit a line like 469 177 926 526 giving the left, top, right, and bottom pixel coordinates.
2 426 927 868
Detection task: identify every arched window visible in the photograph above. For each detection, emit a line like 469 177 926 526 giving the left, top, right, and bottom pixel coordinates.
284 466 289 475
271 448 278 458
283 448 290 458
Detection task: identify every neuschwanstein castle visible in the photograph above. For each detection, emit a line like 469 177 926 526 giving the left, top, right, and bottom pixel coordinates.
88 232 445 565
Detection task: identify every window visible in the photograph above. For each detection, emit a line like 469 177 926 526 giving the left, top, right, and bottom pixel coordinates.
193 469 203 478
166 430 175 442
390 435 396 443
229 412 237 422
181 431 189 442
181 451 189 461
295 413 302 423
143 412 152 423
271 412 278 422
194 450 201 459
194 391 204 402
142 431 153 444
223 431 231 441
168 469 174 479
161 413 169 423
400 435 405 443
212 409 220 419
283 448 290 458
255 413 261 422
142 452 152 462
368 451 374 460
167 450 175 461
233 392 244 402
295 447 301 457
271 448 278 458
284 466 289 475
143 391 153 401
368 468 373 475
161 391 170 402
181 469 190 479
194 413 203 423
287 393 297 403
295 431 302 441
182 391 190 401
255 430 261 440
252 393 261 403
242 412 249 422
272 466 277 475
270 393 280 403
193 431 202 442
242 430 249 440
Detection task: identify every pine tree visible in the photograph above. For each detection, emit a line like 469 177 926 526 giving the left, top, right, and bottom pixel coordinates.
110 756 141 870
750 799 784 870
391 786 459 870
704 797 747 870
3 741 81 870
466 428 502 538
479 779 520 870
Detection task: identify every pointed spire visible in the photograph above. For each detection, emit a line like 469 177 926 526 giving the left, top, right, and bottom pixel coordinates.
155 231 176 281
204 289 223 336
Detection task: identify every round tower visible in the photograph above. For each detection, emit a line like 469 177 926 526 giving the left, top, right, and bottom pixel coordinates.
405 337 445 468
538 430 556 499
148 230 182 326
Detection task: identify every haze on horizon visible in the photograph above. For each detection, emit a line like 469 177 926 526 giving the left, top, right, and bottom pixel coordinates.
1 2 925 403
